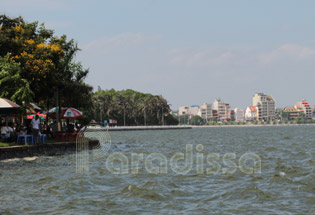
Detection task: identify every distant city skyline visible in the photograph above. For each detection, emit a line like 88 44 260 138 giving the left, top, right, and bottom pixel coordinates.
2 0 315 109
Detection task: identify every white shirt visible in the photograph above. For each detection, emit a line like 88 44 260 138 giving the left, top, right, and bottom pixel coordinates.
31 118 40 129
1 126 9 134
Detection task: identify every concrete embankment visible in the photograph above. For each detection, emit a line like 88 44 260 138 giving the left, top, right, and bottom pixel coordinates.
89 125 192 131
0 140 98 160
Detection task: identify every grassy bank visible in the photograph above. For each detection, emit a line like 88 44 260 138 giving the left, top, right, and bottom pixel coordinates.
0 142 10 147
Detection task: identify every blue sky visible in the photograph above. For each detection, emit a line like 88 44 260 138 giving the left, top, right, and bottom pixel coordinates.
2 0 315 109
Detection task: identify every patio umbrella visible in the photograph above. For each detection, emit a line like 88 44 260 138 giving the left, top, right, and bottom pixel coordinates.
48 107 83 119
62 107 83 119
27 112 46 119
47 107 64 118
27 103 42 114
0 98 20 114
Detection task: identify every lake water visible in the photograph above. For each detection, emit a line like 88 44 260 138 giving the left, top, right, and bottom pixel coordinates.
1 126 314 214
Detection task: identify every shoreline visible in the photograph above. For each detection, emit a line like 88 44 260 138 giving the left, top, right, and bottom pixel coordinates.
0 140 98 160
191 123 315 128
88 125 193 131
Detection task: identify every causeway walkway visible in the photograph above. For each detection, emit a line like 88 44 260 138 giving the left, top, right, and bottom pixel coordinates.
88 125 192 131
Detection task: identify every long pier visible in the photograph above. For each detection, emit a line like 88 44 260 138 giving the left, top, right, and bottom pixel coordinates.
87 125 192 131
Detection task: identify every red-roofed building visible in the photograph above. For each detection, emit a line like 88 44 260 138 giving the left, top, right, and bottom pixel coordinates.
245 106 257 121
295 99 313 119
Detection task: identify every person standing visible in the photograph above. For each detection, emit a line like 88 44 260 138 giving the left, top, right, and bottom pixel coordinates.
31 115 40 144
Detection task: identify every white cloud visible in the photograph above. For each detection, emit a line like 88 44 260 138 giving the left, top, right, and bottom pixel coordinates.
168 49 233 66
83 33 161 53
260 44 315 64
206 52 233 65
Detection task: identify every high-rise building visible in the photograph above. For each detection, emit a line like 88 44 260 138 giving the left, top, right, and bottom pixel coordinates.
295 99 313 119
213 99 230 121
252 93 275 121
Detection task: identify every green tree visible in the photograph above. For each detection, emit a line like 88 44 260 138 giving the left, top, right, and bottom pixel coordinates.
189 115 204 125
297 112 305 124
0 54 33 104
91 89 176 126
0 14 92 110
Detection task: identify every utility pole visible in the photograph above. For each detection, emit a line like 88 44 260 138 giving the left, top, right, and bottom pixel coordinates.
144 106 146 126
100 105 102 123
55 87 61 131
162 107 164 126
123 106 126 126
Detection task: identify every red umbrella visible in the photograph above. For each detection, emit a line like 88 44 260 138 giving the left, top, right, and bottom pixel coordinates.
62 107 83 119
47 107 83 119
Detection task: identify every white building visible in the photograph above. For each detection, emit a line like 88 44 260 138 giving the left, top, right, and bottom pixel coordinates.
178 105 200 116
234 108 244 122
178 106 190 116
245 106 257 121
198 103 213 122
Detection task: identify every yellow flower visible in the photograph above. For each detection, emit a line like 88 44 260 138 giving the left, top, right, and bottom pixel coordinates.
21 51 28 57
25 39 35 45
50 44 61 52
36 43 46 49
14 25 23 32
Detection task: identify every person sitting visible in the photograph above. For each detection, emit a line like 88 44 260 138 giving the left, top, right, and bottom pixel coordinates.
18 124 27 135
7 122 17 142
44 121 53 138
67 123 74 133
50 121 58 137
1 123 10 141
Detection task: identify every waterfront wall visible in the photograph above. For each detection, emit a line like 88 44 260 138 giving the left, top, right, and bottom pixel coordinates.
0 140 98 160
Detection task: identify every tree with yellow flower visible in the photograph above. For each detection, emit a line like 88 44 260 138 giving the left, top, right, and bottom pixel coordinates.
0 14 92 111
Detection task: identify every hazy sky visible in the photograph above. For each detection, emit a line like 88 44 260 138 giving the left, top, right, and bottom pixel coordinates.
2 0 315 110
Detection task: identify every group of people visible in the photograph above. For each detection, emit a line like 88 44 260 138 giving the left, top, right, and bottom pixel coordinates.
1 122 28 142
1 115 83 144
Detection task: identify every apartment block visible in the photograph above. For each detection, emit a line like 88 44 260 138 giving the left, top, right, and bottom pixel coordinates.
253 93 275 121
213 99 230 121
178 105 200 117
198 103 213 122
295 99 313 119
234 108 244 122
283 106 299 121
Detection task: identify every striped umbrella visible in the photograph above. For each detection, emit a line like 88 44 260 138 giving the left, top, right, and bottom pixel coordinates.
27 112 46 119
48 107 82 119
62 107 83 119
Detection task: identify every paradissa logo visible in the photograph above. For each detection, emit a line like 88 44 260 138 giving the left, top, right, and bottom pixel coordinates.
105 144 261 175
76 128 261 175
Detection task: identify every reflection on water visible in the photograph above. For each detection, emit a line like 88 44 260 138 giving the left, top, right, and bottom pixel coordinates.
0 126 314 214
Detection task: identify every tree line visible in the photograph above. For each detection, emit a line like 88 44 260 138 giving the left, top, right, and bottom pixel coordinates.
87 88 178 126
